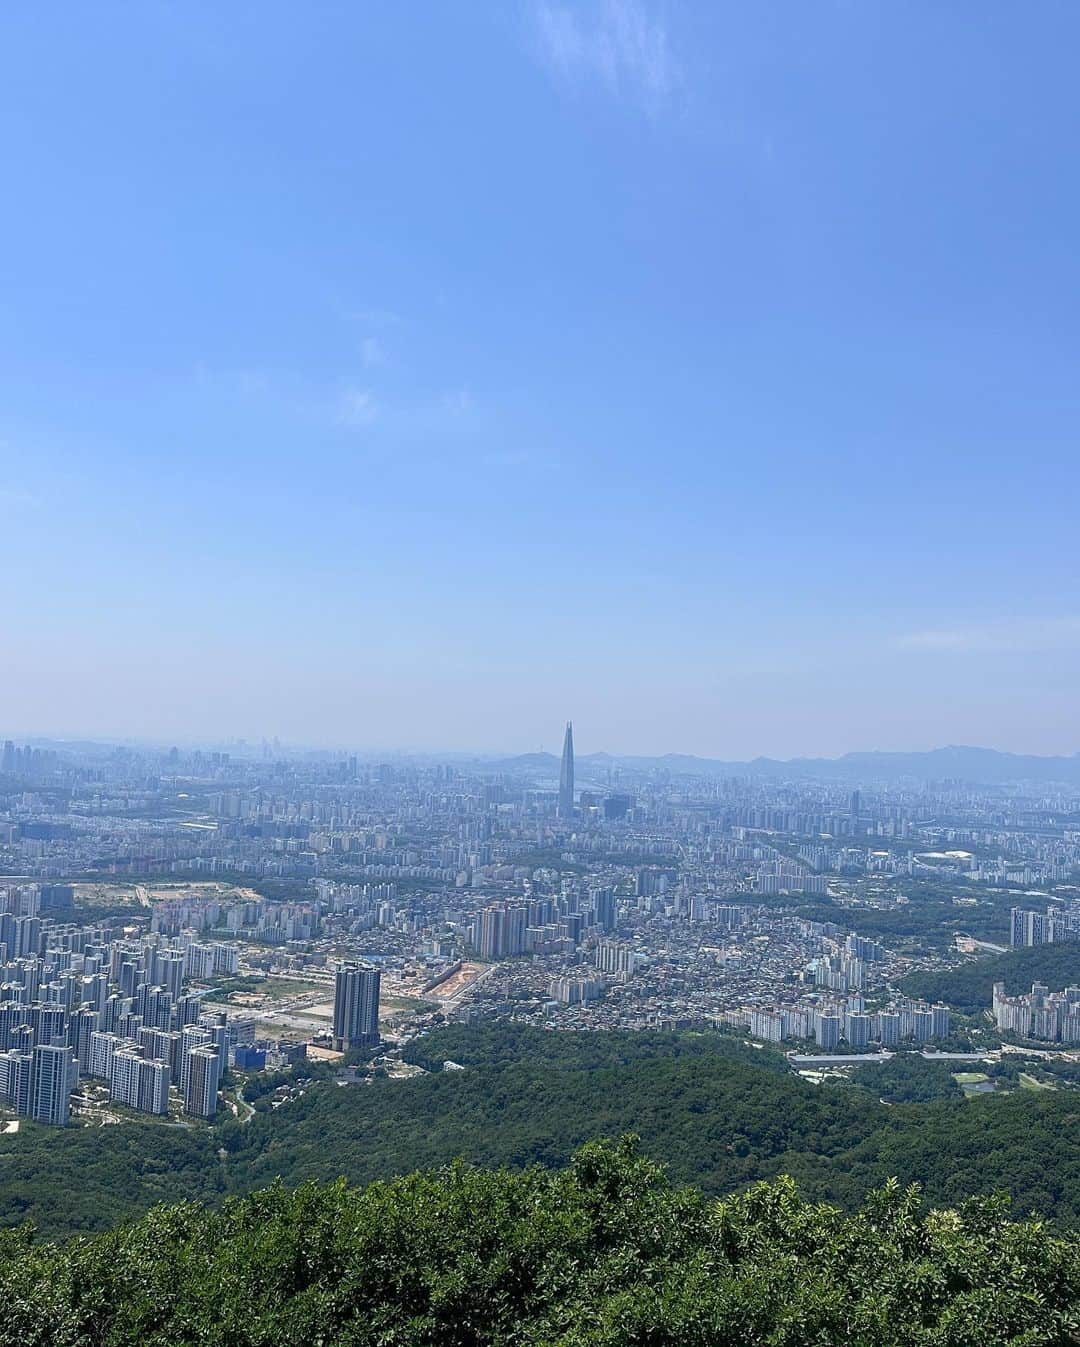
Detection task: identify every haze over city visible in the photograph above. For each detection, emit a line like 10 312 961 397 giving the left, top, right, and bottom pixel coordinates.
2 8 1080 1338
4 3 1080 754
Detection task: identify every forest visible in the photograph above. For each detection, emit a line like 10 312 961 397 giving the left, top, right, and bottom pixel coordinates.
1 1025 1078 1242
900 941 1080 1012
792 878 1021 949
1 1138 1077 1346
850 1054 964 1103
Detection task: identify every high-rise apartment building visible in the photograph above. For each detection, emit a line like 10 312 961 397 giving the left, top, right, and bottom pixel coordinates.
844 1012 871 1048
111 1049 170 1116
151 950 185 999
1011 904 1080 948
332 962 381 1050
595 940 640 981
993 980 1080 1042
0 1050 33 1115
183 1045 221 1120
590 887 617 933
814 1012 842 1050
179 1025 214 1095
476 904 527 960
31 1043 72 1126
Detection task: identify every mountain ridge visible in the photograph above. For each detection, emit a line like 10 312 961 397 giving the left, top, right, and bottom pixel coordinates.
487 744 1080 785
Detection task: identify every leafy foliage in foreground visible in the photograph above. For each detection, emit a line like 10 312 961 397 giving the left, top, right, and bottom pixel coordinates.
1 1140 1076 1347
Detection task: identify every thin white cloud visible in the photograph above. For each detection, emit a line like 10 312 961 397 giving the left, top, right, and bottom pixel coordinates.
535 0 677 111
484 448 533 467
338 388 379 428
336 387 480 435
894 616 1080 654
0 485 40 509
192 365 270 397
344 306 406 328
361 336 385 368
441 388 473 416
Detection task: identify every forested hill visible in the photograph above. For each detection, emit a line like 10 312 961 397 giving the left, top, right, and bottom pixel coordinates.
220 1025 1080 1227
900 941 1080 1012
2 1140 1077 1347
2 1025 1079 1240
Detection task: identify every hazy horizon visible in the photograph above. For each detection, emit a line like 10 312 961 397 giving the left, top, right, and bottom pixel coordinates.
4 4 1079 756
4 726 1080 766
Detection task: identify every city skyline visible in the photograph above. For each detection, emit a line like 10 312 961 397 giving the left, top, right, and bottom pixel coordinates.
3 5 1080 756
2 722 1077 1144
1 6 1078 1330
7 728 1080 772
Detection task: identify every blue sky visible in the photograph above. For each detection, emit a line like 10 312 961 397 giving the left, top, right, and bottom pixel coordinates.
2 2 1079 757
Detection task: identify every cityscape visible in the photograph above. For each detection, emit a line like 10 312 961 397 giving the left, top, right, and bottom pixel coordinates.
3 3 1080 1338
1 723 1078 1132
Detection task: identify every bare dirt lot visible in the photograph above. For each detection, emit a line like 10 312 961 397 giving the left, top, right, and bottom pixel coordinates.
426 961 486 1000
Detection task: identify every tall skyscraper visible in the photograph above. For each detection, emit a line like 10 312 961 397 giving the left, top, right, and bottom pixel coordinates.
332 961 381 1050
558 721 574 818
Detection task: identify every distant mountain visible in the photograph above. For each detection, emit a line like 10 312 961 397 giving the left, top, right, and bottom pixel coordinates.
487 745 1080 786
494 752 561 773
802 745 1080 784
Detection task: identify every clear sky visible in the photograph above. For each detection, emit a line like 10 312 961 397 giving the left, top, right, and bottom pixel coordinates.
2 3 1078 758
